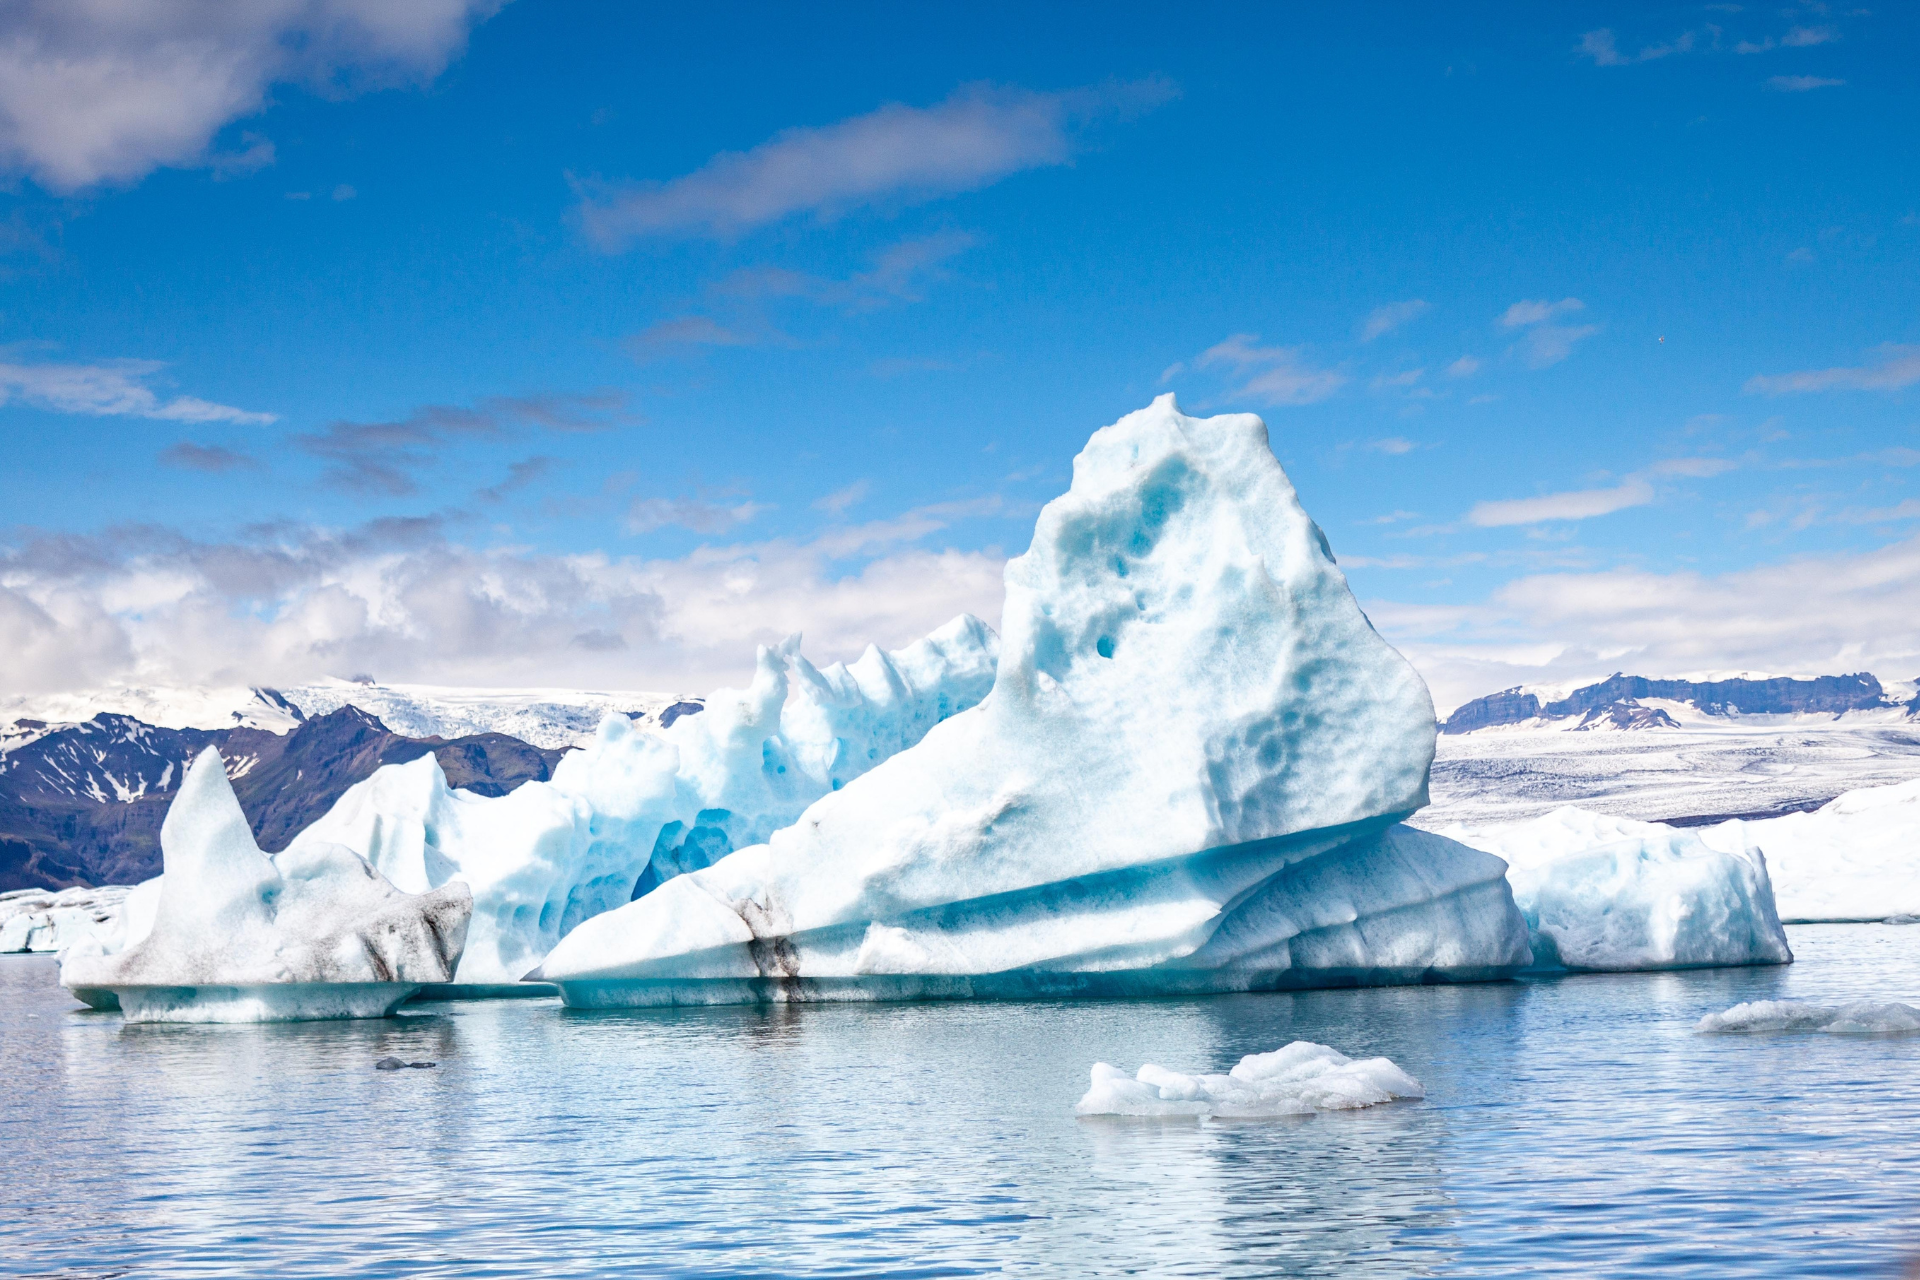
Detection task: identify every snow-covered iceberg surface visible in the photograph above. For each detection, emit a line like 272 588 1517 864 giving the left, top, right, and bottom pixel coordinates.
1698 778 1920 923
58 750 471 1023
285 617 997 985
1698 999 1920 1034
537 395 1532 1005
0 885 130 953
1075 1042 1425 1118
1444 807 1792 972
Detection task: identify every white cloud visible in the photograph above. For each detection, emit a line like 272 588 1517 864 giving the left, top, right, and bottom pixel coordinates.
625 495 768 535
1650 457 1736 477
0 356 275 424
1375 535 1920 716
1499 297 1599 367
0 512 1009 698
1445 356 1481 378
1370 437 1417 455
0 0 501 191
576 79 1174 246
1746 345 1920 394
1578 27 1698 66
1360 299 1429 342
1467 479 1654 527
1768 75 1845 91
1194 333 1345 406
813 480 870 515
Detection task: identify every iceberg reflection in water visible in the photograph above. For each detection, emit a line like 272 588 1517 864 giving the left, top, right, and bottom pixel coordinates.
7 925 1920 1278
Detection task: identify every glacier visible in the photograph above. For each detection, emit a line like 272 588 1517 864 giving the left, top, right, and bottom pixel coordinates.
1444 807 1792 972
283 617 998 986
58 749 471 1022
535 395 1533 1005
1697 778 1920 923
1074 1042 1425 1119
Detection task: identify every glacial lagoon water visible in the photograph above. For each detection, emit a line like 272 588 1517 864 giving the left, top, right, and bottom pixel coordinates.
5 925 1920 1278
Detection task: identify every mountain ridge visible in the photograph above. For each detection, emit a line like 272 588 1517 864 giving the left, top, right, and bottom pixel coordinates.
1444 671 1920 735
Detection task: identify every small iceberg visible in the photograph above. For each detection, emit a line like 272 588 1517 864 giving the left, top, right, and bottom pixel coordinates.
1443 807 1793 972
1697 999 1920 1034
58 749 472 1023
1074 1041 1425 1119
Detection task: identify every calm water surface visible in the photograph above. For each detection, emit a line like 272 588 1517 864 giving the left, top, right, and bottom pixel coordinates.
5 925 1920 1278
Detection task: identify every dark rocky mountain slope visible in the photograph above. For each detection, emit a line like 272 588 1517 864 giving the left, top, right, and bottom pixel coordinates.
0 707 567 892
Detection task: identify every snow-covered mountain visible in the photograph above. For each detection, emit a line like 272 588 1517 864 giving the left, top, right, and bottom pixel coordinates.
0 705 571 892
1422 671 1920 830
1441 671 1920 735
0 679 701 750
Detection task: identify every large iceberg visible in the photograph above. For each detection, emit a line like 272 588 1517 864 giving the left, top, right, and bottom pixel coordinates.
535 395 1532 1004
1697 778 1920 922
58 749 472 1022
1075 1042 1425 1119
286 618 997 985
1444 807 1792 972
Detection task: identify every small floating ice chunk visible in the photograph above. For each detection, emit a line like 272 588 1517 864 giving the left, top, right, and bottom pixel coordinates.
1074 1041 1425 1119
1697 999 1920 1034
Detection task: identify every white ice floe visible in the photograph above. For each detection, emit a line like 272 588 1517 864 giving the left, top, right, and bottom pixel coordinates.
536 395 1532 1005
1697 999 1920 1034
0 885 131 953
1074 1042 1425 1119
1444 807 1792 972
58 749 471 1022
285 617 997 985
1696 778 1920 922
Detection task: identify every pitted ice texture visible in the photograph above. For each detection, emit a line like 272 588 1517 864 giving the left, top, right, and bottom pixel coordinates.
538 395 1531 1002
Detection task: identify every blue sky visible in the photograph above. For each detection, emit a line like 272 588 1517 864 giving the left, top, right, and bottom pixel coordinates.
1 1 1916 711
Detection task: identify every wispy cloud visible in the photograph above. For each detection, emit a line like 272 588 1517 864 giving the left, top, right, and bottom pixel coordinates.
1768 75 1845 92
0 1 501 191
1746 345 1920 394
297 392 629 496
627 233 975 359
1360 299 1429 342
1445 355 1481 378
1468 479 1655 527
1578 27 1698 66
478 456 558 503
1499 297 1599 368
1370 437 1417 455
1194 334 1345 406
625 316 766 357
577 79 1174 247
626 494 768 535
813 480 870 515
0 355 275 424
159 442 258 473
